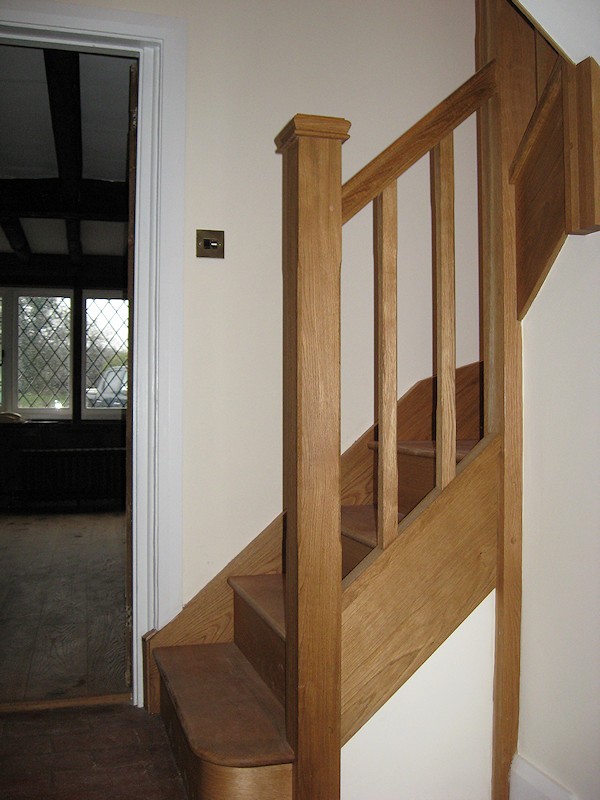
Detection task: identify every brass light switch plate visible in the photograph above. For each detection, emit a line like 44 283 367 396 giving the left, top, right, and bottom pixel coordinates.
196 229 225 258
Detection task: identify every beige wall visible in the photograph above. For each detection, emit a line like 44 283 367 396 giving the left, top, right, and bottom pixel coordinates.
342 593 495 799
521 236 600 800
514 3 600 798
53 0 479 599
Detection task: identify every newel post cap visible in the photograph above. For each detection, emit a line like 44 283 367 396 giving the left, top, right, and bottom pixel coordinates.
275 114 351 153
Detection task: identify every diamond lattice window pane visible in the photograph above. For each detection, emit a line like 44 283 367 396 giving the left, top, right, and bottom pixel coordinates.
85 298 129 409
18 295 71 409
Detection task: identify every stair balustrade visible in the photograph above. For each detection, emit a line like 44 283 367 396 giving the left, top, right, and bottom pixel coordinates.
276 61 496 799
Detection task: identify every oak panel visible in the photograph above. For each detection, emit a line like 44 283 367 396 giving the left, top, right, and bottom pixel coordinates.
511 62 567 318
341 436 500 743
565 58 600 234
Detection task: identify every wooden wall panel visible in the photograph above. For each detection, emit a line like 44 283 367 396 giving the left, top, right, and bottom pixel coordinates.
511 64 567 318
565 57 600 235
535 30 559 100
341 436 500 743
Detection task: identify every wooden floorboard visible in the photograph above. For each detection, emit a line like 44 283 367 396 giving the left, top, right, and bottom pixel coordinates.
0 512 129 705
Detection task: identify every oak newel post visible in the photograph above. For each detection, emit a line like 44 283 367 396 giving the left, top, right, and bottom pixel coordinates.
276 114 350 800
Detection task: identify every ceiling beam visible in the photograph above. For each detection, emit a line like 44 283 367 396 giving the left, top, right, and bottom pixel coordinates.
43 49 82 207
0 178 128 221
66 219 83 265
44 49 83 263
0 253 127 289
0 216 31 264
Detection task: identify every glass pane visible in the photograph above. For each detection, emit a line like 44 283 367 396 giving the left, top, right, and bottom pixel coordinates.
85 298 129 409
18 295 71 409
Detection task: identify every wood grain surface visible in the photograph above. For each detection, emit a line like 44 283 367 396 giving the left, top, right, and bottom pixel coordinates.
341 435 500 743
373 182 399 548
431 133 457 488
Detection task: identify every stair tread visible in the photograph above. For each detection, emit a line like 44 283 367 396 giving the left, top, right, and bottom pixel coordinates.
230 507 393 638
154 642 294 768
341 504 404 548
368 438 479 459
229 573 285 639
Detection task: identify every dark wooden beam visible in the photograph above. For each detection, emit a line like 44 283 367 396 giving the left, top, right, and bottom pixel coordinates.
66 219 83 265
0 216 31 264
44 49 83 264
44 49 82 207
0 179 128 221
0 253 127 290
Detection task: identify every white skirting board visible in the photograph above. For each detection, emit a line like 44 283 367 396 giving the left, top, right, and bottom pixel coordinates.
511 755 578 800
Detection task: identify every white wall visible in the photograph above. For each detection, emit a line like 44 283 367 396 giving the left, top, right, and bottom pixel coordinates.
342 593 495 800
521 236 600 800
515 3 600 798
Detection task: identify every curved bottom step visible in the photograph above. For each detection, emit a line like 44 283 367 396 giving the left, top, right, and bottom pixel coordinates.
155 642 293 800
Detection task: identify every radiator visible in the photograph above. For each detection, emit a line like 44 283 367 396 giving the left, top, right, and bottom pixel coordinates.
20 447 126 510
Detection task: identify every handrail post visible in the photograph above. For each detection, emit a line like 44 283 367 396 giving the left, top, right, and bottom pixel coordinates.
275 113 350 800
374 182 399 547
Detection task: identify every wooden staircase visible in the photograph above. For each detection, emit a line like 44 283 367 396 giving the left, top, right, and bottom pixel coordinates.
144 2 600 797
154 441 490 799
146 54 501 797
151 376 496 799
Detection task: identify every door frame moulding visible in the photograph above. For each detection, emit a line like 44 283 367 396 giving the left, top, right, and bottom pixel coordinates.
0 0 187 706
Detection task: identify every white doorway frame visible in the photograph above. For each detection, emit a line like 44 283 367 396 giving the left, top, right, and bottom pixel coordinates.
0 0 186 705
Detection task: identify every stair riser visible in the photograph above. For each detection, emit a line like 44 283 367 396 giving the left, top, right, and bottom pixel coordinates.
231 531 370 685
397 453 434 514
342 536 373 577
233 593 285 706
160 679 202 800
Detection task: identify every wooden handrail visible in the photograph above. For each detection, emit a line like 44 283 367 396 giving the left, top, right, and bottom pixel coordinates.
342 60 496 224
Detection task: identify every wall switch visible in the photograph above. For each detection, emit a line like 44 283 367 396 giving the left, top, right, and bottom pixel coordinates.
196 229 224 258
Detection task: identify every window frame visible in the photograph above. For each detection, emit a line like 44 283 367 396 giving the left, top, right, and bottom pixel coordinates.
0 287 128 422
1 287 74 420
81 289 129 421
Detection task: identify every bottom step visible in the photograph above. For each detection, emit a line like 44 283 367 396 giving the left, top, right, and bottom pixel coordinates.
155 643 293 800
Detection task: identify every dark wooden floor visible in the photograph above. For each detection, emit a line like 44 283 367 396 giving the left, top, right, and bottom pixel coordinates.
0 513 129 704
0 704 186 800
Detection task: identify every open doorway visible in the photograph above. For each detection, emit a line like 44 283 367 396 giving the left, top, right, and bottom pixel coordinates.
0 44 137 706
0 4 186 707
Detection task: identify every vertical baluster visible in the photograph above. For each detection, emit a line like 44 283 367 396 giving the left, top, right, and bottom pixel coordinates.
374 182 399 548
276 113 350 800
431 133 456 489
